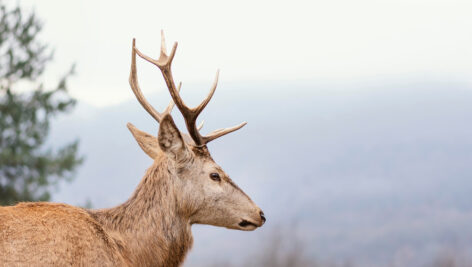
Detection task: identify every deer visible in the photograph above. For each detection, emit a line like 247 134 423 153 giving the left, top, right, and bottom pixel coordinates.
0 31 265 266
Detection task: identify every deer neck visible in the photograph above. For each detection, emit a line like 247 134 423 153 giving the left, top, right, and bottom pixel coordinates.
91 155 193 267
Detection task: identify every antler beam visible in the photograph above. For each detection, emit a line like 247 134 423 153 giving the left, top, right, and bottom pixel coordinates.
133 31 246 146
129 39 178 122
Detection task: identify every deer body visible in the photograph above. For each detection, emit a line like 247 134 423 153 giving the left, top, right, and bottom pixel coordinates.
0 32 265 266
1 154 193 266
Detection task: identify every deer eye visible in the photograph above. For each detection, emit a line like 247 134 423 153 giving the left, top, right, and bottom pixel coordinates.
210 173 221 182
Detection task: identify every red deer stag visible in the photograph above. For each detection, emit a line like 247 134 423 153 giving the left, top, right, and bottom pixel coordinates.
0 31 265 266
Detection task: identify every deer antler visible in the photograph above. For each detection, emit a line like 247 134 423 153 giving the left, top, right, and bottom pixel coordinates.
129 39 179 122
133 31 246 146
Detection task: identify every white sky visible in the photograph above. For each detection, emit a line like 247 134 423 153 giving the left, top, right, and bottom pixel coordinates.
18 0 472 106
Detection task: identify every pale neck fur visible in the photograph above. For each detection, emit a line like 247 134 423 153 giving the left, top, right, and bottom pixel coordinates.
90 153 193 267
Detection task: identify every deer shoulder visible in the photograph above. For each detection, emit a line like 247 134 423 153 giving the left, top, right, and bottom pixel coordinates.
0 202 131 266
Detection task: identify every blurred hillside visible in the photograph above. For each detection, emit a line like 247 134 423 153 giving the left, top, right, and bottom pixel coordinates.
48 77 472 266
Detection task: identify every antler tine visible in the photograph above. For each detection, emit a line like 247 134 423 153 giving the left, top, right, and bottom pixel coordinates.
194 70 219 116
203 122 247 143
197 120 204 131
160 30 167 57
163 82 181 114
134 35 177 69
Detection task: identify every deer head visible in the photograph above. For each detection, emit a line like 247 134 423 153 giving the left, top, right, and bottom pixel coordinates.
127 31 265 231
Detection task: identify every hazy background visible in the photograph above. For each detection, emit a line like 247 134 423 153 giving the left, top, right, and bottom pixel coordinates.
14 0 472 266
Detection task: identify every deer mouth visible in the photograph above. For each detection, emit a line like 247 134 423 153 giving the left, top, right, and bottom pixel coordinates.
239 220 258 229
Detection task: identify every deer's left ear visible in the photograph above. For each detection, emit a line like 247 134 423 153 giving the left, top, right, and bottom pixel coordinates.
158 114 190 161
127 123 160 159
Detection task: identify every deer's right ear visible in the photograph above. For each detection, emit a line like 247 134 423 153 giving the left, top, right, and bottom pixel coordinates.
127 123 160 159
158 114 189 161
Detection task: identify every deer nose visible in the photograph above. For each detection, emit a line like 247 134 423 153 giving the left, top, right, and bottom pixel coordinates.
260 211 266 225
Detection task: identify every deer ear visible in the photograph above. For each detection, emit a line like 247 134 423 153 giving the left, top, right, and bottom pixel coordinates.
127 123 160 159
158 114 189 161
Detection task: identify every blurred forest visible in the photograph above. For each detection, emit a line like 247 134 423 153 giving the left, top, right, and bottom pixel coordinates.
0 2 81 205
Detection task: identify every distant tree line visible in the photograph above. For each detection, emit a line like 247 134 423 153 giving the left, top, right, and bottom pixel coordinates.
206 227 472 267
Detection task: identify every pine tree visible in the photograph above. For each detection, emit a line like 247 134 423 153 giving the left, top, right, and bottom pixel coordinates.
0 3 83 205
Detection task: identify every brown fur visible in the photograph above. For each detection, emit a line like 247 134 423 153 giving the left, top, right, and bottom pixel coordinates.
0 202 130 266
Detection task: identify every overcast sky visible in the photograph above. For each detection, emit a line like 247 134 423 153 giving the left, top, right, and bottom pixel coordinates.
16 0 472 106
